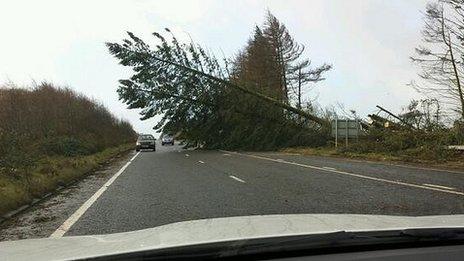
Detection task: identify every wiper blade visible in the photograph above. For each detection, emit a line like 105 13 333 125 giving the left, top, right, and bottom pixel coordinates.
87 228 464 261
400 228 464 240
244 228 464 250
231 228 464 257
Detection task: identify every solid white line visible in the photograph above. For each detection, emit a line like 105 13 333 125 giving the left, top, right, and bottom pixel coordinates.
423 183 456 190
49 152 141 238
198 160 205 164
221 150 464 196
294 151 464 175
224 150 464 175
229 175 246 183
385 162 464 175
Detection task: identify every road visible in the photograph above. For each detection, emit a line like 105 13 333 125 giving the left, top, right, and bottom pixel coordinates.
55 142 464 237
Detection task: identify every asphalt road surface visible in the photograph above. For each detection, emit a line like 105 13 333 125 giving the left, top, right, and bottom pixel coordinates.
61 142 464 236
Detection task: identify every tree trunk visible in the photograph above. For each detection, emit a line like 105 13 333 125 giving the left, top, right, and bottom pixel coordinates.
297 67 302 109
447 40 464 118
441 11 464 118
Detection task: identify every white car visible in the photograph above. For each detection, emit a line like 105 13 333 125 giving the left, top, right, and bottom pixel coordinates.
161 135 174 146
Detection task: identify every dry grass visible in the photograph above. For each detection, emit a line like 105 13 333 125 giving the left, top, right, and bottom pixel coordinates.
0 143 133 216
0 82 137 217
282 146 464 171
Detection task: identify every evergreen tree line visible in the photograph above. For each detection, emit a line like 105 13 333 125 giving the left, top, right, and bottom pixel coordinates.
108 12 331 150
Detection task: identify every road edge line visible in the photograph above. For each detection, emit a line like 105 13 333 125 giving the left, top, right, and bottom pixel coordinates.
423 183 456 190
220 150 464 197
49 152 140 238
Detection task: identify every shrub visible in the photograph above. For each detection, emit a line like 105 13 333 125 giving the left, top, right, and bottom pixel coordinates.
338 126 462 162
0 82 137 170
40 137 93 157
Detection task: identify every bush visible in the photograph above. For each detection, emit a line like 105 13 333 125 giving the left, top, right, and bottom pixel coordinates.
0 133 36 173
40 137 94 157
401 145 456 162
338 126 462 162
448 120 464 144
0 82 137 169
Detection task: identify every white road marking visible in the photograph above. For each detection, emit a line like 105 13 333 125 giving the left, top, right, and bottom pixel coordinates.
423 183 456 190
385 163 464 175
198 160 205 164
221 150 464 196
50 152 141 238
235 150 464 175
222 153 231 156
185 154 190 157
229 175 246 183
322 166 337 171
291 152 464 175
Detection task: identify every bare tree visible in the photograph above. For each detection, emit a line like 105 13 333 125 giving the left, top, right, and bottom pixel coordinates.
411 1 464 119
291 60 331 109
399 99 443 130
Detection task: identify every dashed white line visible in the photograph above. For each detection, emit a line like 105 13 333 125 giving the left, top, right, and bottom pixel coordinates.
229 175 246 183
322 166 337 171
222 153 231 156
50 152 141 238
198 160 205 164
423 183 456 190
185 154 190 157
221 150 464 196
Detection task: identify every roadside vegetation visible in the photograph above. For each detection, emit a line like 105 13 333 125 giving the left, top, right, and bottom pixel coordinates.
0 83 136 216
304 98 464 166
107 11 332 150
108 4 463 166
312 0 464 166
2 0 464 218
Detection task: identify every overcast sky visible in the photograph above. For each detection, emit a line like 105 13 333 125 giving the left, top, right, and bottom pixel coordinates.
0 0 429 135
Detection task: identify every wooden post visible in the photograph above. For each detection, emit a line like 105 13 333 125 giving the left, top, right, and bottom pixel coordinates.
345 118 348 148
335 115 338 147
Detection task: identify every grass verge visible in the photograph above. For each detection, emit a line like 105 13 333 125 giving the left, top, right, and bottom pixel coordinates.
0 143 134 217
281 147 464 171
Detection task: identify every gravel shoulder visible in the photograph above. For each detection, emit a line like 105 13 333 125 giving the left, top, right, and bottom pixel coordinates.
0 150 136 241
